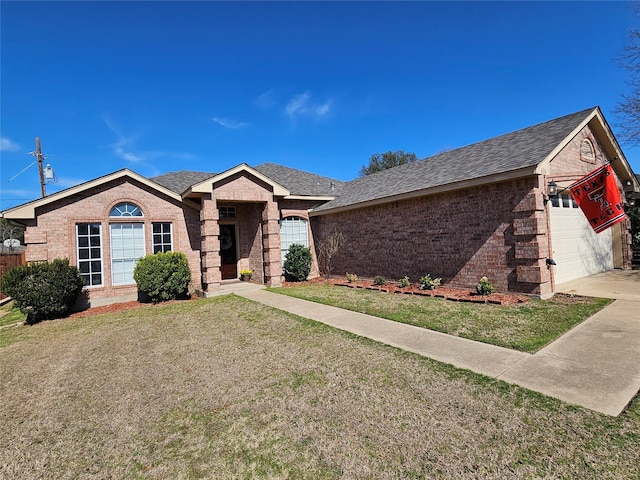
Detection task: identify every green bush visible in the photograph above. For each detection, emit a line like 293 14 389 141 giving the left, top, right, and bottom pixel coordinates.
283 244 312 282
399 276 410 288
133 251 191 303
419 274 441 290
476 276 494 296
0 258 85 324
373 275 386 286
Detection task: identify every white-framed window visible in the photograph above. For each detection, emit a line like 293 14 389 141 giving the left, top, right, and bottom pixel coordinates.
109 202 145 285
110 223 145 285
152 222 173 253
280 216 309 264
551 193 579 209
110 202 143 217
76 223 103 287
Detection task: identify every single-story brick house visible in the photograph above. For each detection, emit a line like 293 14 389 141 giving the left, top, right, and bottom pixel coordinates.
1 106 638 304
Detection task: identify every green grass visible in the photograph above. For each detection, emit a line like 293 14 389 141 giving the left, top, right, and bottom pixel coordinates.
0 295 637 479
268 283 611 352
0 301 26 328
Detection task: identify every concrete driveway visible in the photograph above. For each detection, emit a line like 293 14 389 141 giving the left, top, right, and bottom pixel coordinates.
499 269 640 416
555 269 640 301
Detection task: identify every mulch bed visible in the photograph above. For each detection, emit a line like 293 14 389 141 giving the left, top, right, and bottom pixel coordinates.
69 277 530 319
326 279 529 305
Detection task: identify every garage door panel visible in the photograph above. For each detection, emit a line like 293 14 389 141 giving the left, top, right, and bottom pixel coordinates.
550 202 612 284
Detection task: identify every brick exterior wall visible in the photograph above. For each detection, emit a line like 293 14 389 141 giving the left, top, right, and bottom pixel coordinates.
23 178 202 304
309 123 633 297
311 177 548 295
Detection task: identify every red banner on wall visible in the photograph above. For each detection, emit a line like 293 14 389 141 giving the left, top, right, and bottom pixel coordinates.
569 163 626 234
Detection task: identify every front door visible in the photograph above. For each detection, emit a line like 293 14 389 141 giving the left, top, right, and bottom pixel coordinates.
219 224 238 280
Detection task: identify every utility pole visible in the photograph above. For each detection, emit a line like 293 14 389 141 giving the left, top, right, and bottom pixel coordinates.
35 137 46 197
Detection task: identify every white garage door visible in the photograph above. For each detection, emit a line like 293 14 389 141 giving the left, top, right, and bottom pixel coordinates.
549 193 613 284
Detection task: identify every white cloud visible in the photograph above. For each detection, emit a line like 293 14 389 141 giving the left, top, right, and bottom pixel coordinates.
0 137 20 152
255 89 277 110
285 91 332 119
104 118 142 163
103 118 194 169
212 117 249 129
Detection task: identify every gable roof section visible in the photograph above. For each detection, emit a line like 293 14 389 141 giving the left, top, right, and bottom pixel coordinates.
1 169 182 220
157 163 345 199
311 107 612 215
185 163 290 197
254 163 345 197
151 170 216 194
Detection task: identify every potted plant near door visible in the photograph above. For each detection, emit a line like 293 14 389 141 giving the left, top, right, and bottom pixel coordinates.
239 269 253 281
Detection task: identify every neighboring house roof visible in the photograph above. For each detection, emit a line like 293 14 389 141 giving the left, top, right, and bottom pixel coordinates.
312 107 635 214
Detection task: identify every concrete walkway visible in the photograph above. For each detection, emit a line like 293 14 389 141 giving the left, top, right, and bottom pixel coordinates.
223 272 640 417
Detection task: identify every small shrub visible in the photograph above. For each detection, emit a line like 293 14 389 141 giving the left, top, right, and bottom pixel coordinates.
419 274 441 290
0 258 84 324
346 272 358 283
399 276 410 288
476 276 494 296
373 275 386 286
283 243 312 282
239 269 253 276
133 251 191 303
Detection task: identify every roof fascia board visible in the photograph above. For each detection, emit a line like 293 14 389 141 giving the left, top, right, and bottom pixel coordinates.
284 195 337 201
534 108 638 191
590 109 639 192
186 163 290 197
535 108 597 176
1 169 182 220
310 165 538 217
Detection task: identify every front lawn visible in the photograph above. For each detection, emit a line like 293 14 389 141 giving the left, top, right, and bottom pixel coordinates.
0 295 637 479
269 283 611 352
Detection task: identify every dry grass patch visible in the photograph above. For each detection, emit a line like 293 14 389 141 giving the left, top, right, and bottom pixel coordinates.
0 295 637 479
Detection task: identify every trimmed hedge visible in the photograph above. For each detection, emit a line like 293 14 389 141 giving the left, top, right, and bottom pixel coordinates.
0 258 85 324
283 243 312 282
133 251 191 303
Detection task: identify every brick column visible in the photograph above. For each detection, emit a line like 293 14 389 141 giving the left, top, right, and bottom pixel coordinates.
513 177 553 298
200 194 221 292
262 199 282 287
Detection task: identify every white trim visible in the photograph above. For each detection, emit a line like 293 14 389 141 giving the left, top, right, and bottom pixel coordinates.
1 169 181 220
186 163 290 197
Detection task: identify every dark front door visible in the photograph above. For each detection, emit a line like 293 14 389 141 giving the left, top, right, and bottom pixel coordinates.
219 224 238 280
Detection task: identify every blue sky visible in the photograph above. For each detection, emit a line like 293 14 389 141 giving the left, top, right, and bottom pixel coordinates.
1 1 638 211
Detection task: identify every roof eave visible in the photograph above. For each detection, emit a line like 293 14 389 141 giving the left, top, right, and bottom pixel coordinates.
1 169 182 220
186 163 290 197
284 195 337 201
310 165 538 217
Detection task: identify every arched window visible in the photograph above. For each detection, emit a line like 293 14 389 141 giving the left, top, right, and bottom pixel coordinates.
280 216 309 264
109 202 144 285
580 139 596 164
110 202 143 217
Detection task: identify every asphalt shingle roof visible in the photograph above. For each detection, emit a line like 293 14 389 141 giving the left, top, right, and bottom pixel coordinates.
151 164 346 197
151 170 216 194
254 163 345 197
312 107 596 212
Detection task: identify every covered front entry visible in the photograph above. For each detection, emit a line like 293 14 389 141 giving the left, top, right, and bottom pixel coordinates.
219 223 238 280
549 193 613 284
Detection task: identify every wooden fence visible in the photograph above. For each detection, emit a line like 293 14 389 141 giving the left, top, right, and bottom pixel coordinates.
0 251 26 300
